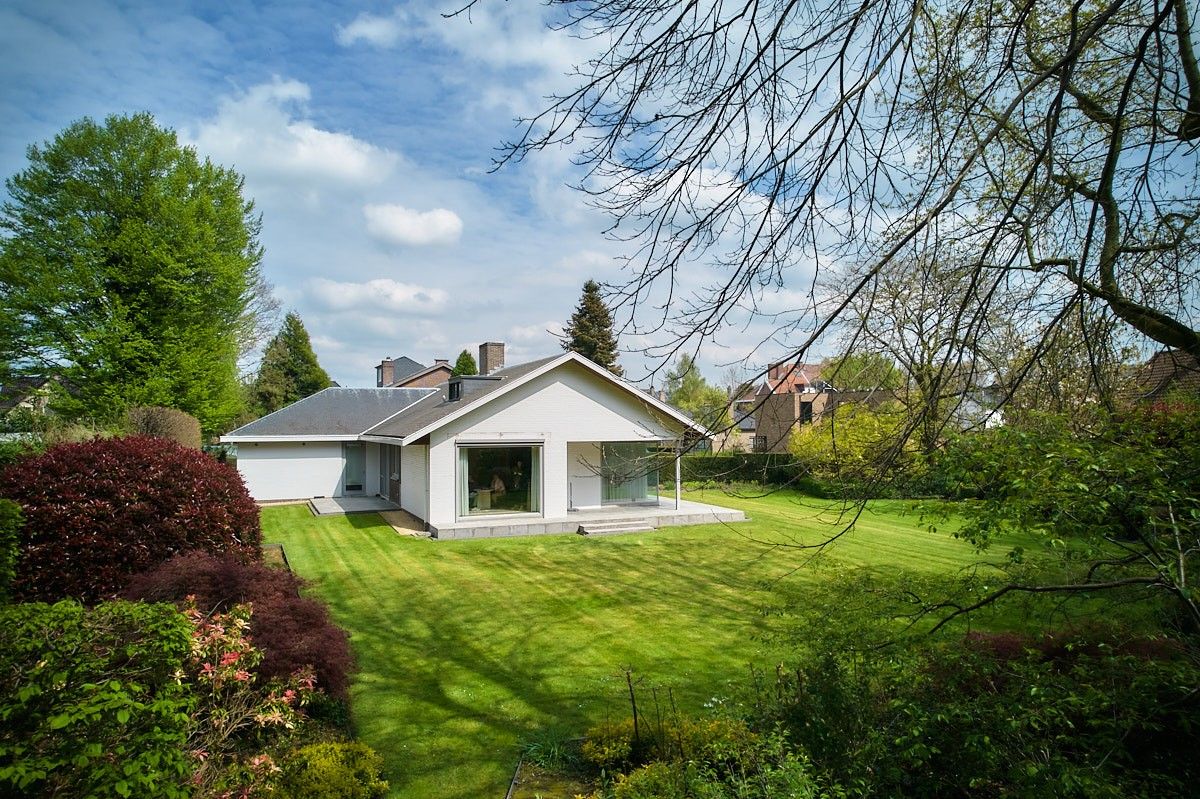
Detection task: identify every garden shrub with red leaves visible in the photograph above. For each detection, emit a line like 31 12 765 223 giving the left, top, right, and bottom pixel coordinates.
125 552 353 699
0 436 260 603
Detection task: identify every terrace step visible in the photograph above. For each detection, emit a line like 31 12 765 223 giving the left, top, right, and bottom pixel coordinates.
577 519 656 536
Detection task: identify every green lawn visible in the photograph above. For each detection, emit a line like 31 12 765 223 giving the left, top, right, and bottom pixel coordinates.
264 490 1023 799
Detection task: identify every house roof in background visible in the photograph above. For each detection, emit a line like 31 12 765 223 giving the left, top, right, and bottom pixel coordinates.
389 356 426 382
223 388 435 438
1134 349 1200 401
0 377 52 414
388 361 453 388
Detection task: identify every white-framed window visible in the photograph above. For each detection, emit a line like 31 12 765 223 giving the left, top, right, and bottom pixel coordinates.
456 444 542 517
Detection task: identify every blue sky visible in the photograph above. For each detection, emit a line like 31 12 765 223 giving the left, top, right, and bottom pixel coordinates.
0 0 799 389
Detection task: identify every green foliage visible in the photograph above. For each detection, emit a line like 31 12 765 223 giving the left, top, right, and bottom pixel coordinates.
0 600 194 799
274 742 390 799
581 713 826 799
563 279 623 375
451 349 478 376
665 355 732 429
756 634 1200 798
0 499 19 602
822 352 903 391
789 401 908 481
0 113 270 435
681 452 818 488
124 405 202 448
929 402 1200 628
251 312 331 416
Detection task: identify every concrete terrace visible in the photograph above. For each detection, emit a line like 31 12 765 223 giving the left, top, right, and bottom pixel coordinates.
307 496 747 540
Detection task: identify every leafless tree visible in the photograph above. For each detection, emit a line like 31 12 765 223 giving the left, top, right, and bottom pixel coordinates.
455 0 1198 381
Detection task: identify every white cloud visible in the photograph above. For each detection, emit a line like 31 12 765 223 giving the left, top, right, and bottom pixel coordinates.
363 203 463 246
508 320 563 343
187 78 399 190
306 277 450 314
334 11 402 48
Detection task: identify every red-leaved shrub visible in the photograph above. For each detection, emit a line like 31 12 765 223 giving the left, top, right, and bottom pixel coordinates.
0 436 260 603
124 551 353 698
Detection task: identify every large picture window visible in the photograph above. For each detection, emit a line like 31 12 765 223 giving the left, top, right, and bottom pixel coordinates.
457 445 541 517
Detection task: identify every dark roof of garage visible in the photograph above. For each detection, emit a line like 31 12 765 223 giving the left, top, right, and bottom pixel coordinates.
224 387 436 438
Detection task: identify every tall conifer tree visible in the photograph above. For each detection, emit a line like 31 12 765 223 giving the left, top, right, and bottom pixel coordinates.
562 280 623 376
251 313 330 414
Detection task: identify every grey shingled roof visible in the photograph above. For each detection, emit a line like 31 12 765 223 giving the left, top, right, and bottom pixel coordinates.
389 356 426 383
366 355 562 439
225 387 435 437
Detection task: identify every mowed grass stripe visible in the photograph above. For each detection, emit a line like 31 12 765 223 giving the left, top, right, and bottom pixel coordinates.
264 491 1025 799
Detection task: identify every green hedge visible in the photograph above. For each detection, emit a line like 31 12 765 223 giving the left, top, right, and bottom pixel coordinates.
681 453 814 487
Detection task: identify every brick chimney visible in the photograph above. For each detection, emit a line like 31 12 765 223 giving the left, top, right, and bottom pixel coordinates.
375 358 394 387
478 342 505 375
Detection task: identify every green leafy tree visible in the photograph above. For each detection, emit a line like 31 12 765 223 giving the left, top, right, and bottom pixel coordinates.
0 114 272 435
562 280 623 376
251 312 331 415
821 352 903 392
665 355 732 429
451 349 478 377
789 401 908 481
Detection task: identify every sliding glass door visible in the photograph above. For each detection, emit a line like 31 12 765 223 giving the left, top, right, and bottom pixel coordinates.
601 443 659 504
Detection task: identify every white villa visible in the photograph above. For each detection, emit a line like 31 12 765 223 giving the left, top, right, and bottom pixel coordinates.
222 344 745 539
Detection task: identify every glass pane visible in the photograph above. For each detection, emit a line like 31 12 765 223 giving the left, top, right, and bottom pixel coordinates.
343 444 365 492
460 446 540 516
602 443 659 504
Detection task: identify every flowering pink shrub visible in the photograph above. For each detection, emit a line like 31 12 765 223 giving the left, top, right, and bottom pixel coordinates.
183 598 315 797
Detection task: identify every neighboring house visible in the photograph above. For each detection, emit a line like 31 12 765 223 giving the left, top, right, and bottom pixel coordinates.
750 362 836 453
223 345 740 538
0 377 54 425
1129 349 1200 402
375 355 454 389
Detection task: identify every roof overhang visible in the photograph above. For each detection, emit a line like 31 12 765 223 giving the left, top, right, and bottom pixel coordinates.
218 434 360 444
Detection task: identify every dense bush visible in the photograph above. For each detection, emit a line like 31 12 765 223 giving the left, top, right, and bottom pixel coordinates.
124 551 354 699
757 633 1200 798
0 436 260 603
125 405 202 449
274 742 389 799
580 715 825 799
0 499 19 602
681 453 812 486
0 600 194 799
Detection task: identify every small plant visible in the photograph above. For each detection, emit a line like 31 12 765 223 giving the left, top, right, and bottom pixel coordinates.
521 728 581 772
273 742 389 799
183 599 316 797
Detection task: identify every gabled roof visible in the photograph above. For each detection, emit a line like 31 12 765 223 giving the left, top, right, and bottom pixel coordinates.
223 387 435 439
367 352 709 443
389 356 426 381
223 352 709 445
388 361 453 388
365 356 559 439
1134 349 1200 401
0 377 53 414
